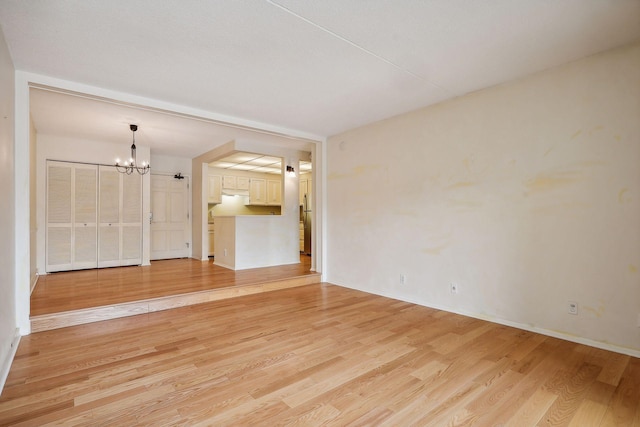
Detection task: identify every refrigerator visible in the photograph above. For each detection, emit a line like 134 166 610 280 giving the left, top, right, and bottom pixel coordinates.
302 193 312 255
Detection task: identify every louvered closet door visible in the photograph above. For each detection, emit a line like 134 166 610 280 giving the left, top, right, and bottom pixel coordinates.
121 172 142 265
98 166 143 267
98 167 122 268
46 162 73 272
73 164 98 269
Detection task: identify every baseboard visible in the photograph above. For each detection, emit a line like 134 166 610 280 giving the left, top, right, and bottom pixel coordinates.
330 280 640 359
0 329 21 396
30 273 39 295
213 261 234 270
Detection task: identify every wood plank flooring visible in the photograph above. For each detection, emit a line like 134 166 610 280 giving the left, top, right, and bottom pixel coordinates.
31 256 318 332
32 255 314 316
4 284 639 426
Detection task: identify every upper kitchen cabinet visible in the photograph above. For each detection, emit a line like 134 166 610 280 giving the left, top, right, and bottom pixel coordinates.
266 179 282 206
222 175 236 190
247 178 281 206
208 172 222 204
248 178 267 205
209 153 283 206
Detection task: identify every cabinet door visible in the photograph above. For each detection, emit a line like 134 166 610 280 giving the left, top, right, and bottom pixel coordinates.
266 179 282 206
249 178 266 205
222 175 236 189
208 175 222 203
236 176 250 190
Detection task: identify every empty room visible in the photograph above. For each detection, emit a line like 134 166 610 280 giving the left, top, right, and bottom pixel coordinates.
0 1 639 425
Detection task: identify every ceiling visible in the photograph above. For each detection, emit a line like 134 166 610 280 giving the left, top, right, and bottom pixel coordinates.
209 153 311 175
2 1 639 156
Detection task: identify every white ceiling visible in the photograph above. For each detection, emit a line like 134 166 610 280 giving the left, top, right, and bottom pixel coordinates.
2 1 639 156
209 153 312 175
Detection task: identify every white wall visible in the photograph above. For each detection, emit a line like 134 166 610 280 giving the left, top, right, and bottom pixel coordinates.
29 117 37 291
0 28 18 391
150 153 192 177
36 134 153 272
326 43 640 356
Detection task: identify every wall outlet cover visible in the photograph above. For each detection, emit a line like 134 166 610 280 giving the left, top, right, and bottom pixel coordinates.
568 301 578 315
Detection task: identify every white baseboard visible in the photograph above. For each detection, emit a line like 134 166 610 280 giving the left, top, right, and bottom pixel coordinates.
30 273 39 295
0 329 21 396
330 281 640 359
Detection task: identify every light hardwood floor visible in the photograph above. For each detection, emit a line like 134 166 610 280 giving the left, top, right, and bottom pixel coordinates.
4 283 639 425
32 255 314 316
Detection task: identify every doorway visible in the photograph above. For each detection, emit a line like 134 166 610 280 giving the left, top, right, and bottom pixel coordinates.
150 174 190 260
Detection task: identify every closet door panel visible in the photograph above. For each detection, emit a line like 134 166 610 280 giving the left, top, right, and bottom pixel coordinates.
74 225 98 265
122 173 142 223
99 168 120 224
98 166 122 267
98 225 120 267
46 227 72 272
122 225 142 263
72 165 98 269
47 165 72 223
121 171 142 265
46 162 73 272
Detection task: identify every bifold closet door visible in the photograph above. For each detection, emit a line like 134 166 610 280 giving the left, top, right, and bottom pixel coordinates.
98 166 142 267
46 161 98 272
73 165 98 269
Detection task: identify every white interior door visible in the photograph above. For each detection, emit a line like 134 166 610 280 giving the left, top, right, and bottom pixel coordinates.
151 174 190 260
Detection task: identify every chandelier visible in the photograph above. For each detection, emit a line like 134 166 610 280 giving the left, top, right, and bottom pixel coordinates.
115 124 150 175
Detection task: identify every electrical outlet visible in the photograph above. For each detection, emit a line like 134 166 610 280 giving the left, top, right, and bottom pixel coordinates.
224 248 228 257
450 283 458 294
399 274 406 285
568 301 578 315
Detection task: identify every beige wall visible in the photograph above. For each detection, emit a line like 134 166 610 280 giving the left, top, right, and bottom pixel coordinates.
326 42 640 355
210 197 281 217
0 27 17 388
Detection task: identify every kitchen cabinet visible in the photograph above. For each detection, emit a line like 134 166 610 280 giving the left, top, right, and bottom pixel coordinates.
208 222 215 256
266 179 282 205
247 178 281 206
299 221 304 252
248 178 266 205
237 176 250 190
208 174 222 204
222 175 236 189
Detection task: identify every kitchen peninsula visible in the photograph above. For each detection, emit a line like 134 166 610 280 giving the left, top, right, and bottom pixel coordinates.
214 215 297 270
207 165 299 270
